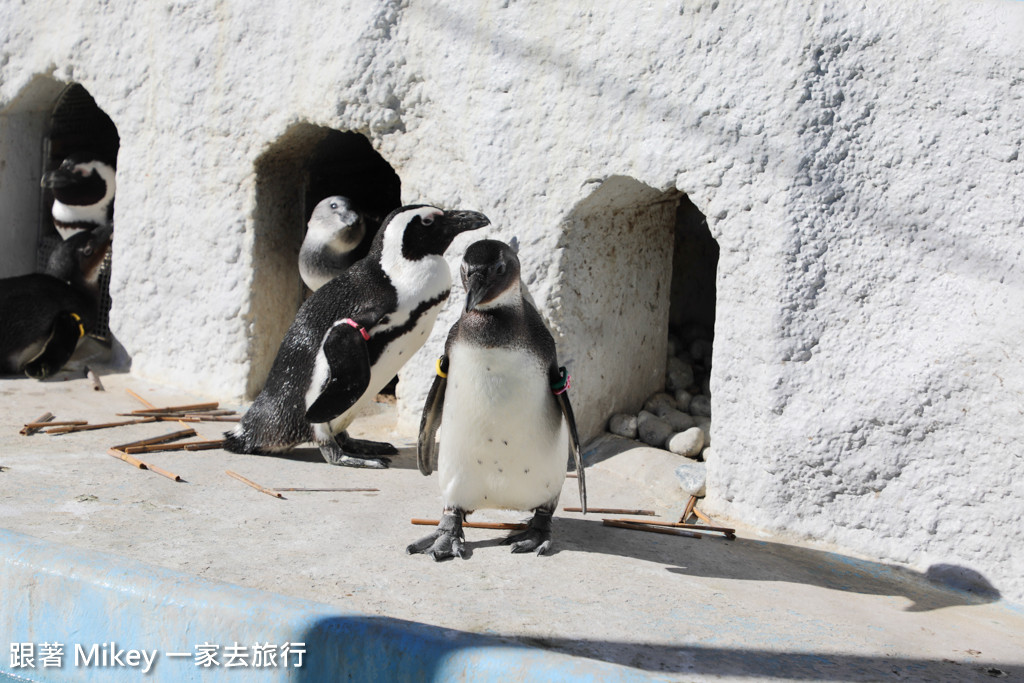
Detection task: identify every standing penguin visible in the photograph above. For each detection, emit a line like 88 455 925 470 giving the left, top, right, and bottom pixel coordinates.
40 152 116 240
0 225 113 378
224 205 490 468
407 239 586 560
299 195 367 291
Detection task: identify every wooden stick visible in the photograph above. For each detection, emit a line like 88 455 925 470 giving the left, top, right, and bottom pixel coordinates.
44 417 157 434
107 448 148 470
680 495 698 523
124 439 224 454
612 518 736 539
563 506 655 515
693 507 714 525
566 471 578 478
125 387 156 408
130 402 219 415
274 487 380 492
20 412 55 435
602 519 702 539
85 366 105 391
411 518 528 530
111 428 197 451
226 470 284 499
24 420 87 430
143 462 183 482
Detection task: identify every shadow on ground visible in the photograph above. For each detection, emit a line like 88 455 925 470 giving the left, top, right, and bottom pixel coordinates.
293 614 1020 681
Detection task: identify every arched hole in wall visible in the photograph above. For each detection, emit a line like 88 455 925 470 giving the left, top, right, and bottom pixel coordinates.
40 83 120 342
249 124 401 397
554 177 717 456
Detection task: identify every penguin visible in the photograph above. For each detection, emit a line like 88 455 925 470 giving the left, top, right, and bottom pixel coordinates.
407 239 587 561
0 225 113 378
40 152 116 240
299 195 367 291
223 205 490 468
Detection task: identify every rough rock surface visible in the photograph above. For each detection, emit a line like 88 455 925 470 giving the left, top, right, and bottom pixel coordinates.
1 1 1022 602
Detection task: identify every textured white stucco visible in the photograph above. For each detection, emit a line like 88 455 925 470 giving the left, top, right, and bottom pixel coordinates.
2 1 1022 602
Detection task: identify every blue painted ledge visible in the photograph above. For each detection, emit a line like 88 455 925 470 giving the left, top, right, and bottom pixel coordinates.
1 529 664 682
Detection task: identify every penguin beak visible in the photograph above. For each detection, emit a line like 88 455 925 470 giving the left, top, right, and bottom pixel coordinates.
440 210 490 237
41 166 78 189
465 270 490 312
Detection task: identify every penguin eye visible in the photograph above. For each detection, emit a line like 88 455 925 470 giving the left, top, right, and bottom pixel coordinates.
495 262 506 276
82 246 94 256
422 216 435 226
330 202 338 209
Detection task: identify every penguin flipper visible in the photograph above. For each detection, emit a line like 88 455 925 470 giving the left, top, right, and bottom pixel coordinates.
24 311 84 380
416 355 448 476
305 322 372 424
553 368 587 514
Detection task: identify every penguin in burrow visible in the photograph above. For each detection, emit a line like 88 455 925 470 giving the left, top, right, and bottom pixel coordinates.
299 195 368 292
0 225 113 378
407 238 587 560
223 205 490 468
40 151 116 240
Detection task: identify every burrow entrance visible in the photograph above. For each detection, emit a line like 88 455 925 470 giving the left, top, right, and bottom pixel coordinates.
248 124 401 396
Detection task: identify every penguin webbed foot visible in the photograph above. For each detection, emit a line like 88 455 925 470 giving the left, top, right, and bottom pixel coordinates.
318 431 394 468
406 510 466 561
338 432 398 457
503 509 554 555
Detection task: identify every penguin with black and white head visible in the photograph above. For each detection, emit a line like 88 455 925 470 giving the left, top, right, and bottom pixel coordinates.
40 151 116 240
408 239 587 560
224 205 490 468
299 195 367 291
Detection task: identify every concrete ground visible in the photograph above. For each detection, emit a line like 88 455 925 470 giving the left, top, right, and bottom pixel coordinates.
1 365 1022 681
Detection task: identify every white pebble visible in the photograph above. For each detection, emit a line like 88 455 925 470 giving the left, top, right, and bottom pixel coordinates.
667 427 705 457
608 413 638 439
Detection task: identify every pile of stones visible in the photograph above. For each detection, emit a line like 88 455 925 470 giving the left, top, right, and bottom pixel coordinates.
606 328 713 498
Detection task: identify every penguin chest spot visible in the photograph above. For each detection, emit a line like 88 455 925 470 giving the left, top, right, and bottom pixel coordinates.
438 346 567 511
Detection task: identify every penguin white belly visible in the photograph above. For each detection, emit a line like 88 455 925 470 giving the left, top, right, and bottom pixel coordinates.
321 299 446 435
438 345 567 512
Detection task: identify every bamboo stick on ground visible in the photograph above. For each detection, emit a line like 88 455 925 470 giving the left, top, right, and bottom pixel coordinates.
274 487 380 492
611 518 736 539
226 470 284 499
602 518 702 539
143 462 183 482
411 518 528 530
107 448 148 470
44 417 158 434
110 429 197 451
129 402 219 415
20 412 55 435
124 439 224 454
692 507 714 525
23 420 86 431
86 366 104 391
680 495 698 523
563 506 654 515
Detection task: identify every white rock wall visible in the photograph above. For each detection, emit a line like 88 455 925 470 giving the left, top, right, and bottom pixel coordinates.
2 0 1022 602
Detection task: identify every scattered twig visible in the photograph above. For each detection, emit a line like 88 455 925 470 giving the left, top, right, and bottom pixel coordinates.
129 402 219 415
692 506 714 525
20 412 55 435
85 366 105 391
411 518 528 530
563 506 655 515
273 487 379 492
611 517 735 540
566 471 578 478
44 417 158 434
110 429 197 451
143 462 183 482
226 470 284 499
680 495 698 524
23 419 87 432
124 439 224 454
602 518 702 539
107 448 147 470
